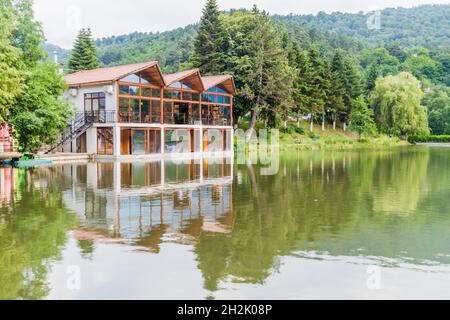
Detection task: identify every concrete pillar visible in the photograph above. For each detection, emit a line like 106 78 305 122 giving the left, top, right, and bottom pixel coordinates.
113 125 121 157
86 127 97 154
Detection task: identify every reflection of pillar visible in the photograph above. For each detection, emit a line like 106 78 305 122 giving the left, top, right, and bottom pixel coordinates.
113 125 121 157
161 128 165 155
86 162 98 189
160 159 165 188
113 161 121 194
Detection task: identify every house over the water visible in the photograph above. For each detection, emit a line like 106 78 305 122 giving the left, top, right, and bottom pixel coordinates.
59 61 235 157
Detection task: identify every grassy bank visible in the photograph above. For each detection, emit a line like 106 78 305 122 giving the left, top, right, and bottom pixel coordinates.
240 121 408 151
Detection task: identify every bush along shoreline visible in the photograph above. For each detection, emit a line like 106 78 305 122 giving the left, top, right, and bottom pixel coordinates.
408 135 450 143
237 122 409 151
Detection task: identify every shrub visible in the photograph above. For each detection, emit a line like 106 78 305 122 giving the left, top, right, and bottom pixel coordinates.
408 135 450 143
280 124 306 135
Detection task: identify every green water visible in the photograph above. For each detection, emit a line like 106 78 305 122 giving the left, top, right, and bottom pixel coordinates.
0 146 449 300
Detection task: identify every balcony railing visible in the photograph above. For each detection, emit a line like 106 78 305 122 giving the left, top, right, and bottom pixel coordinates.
74 111 116 124
73 111 231 126
119 112 161 124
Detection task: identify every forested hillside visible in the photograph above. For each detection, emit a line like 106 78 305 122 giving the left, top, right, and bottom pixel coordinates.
47 4 450 72
273 4 450 52
46 3 449 136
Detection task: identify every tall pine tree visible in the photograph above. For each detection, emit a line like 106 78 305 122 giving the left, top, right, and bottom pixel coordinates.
189 0 229 74
307 46 329 131
68 28 99 73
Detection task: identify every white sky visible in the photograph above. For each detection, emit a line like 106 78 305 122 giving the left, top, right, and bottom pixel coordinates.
33 0 450 48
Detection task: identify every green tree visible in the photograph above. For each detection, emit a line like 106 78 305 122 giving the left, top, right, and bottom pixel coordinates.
224 8 294 133
292 50 312 126
11 61 73 152
349 96 377 140
189 0 229 74
1 0 74 152
424 87 450 134
0 5 24 122
402 47 444 84
306 46 329 131
68 28 99 72
370 72 430 138
366 62 380 94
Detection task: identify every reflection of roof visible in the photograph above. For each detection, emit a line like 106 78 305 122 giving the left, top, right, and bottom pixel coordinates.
64 61 236 94
64 61 160 87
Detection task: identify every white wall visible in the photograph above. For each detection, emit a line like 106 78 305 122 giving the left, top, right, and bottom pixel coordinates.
64 83 117 113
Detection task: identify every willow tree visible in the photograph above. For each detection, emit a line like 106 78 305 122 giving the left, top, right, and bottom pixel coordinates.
370 72 429 137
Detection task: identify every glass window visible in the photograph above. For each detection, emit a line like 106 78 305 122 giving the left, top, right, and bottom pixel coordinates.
97 128 114 155
217 95 224 104
141 87 152 97
192 92 199 101
183 91 192 101
121 73 140 83
224 96 231 104
202 94 211 102
141 100 150 122
182 82 193 90
169 82 182 89
119 85 129 95
132 130 146 155
131 99 140 121
217 87 227 94
85 92 106 113
129 86 139 96
152 88 161 98
151 100 161 123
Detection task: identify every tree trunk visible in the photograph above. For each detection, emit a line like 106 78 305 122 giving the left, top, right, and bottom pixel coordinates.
297 118 300 128
343 122 347 132
333 113 336 131
246 109 257 141
310 115 314 132
321 115 325 131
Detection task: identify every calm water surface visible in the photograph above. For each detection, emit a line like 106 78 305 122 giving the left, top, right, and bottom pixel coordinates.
0 147 449 300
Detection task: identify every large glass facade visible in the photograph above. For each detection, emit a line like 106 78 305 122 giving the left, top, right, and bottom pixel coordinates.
117 74 233 126
97 128 114 155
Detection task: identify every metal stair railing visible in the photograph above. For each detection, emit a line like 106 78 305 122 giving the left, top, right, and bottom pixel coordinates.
46 111 116 154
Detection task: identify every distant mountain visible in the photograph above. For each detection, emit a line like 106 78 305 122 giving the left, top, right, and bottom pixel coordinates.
273 4 450 52
45 4 450 72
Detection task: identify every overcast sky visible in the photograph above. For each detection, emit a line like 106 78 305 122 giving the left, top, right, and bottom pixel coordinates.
33 0 450 48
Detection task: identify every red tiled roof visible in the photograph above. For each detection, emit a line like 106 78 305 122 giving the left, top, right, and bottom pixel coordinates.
164 69 200 85
202 75 237 95
64 61 159 87
63 61 236 94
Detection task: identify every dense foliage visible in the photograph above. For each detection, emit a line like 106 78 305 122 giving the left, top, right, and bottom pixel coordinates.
273 5 450 53
0 0 73 152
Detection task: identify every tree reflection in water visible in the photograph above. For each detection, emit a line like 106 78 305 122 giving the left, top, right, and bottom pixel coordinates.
0 148 449 298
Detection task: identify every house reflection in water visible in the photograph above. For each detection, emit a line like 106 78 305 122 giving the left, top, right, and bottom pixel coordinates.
61 158 234 253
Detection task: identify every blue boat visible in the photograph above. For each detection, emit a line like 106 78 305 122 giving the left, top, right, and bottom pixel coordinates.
1 155 53 167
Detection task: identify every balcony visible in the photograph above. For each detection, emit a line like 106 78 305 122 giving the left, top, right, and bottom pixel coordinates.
74 111 231 126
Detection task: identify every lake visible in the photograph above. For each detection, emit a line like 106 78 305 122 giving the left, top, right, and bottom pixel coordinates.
0 146 449 300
